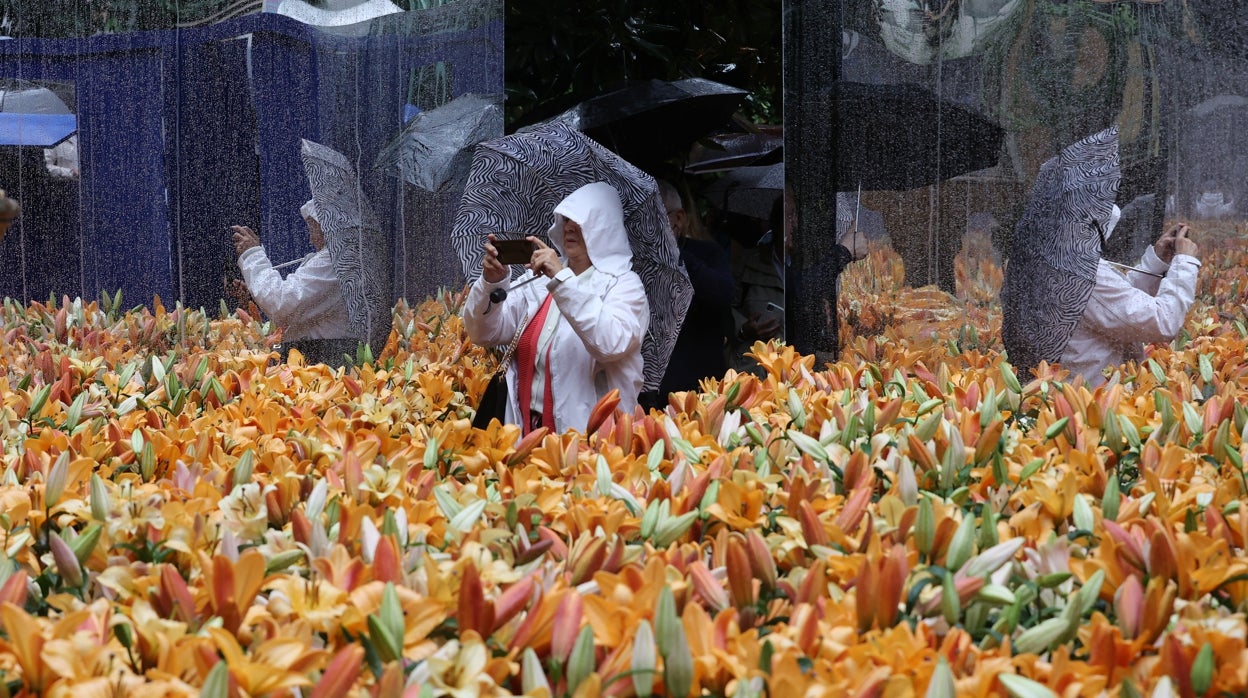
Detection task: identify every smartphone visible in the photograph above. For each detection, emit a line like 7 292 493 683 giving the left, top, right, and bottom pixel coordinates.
493 238 535 265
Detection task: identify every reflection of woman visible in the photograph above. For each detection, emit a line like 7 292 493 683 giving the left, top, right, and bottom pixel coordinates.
1060 210 1200 386
463 182 649 433
232 200 352 343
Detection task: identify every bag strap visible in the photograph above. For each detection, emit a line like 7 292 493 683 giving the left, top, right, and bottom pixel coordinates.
495 298 542 375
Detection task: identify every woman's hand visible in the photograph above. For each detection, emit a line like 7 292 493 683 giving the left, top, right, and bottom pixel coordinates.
231 226 260 257
527 236 565 278
1173 225 1199 260
482 234 507 283
1156 223 1197 263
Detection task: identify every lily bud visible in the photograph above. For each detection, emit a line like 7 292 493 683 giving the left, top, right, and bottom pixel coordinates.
655 586 678 657
550 592 583 662
960 538 1023 579
640 500 661 540
652 510 698 549
1102 476 1121 523
1072 494 1094 533
997 674 1058 698
662 620 694 698
916 497 935 559
1114 574 1144 640
45 451 69 510
940 572 960 625
945 514 976 572
744 529 777 592
67 523 102 565
520 648 551 695
925 657 955 698
1012 616 1069 655
89 474 111 522
49 531 84 588
631 621 657 698
1191 642 1215 697
725 535 755 609
566 625 596 694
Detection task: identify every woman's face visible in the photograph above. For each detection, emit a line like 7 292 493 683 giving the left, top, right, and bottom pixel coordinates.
306 217 326 250
562 219 590 265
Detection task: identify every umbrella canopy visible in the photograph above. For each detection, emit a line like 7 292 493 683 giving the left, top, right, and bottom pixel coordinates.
452 121 693 392
374 92 503 194
702 164 785 220
0 113 76 147
299 138 393 353
0 84 72 115
1001 126 1121 375
0 83 77 147
685 129 782 174
835 81 1004 191
701 164 888 238
542 78 749 167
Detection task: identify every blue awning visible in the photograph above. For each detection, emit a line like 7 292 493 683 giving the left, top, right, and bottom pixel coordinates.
0 112 76 147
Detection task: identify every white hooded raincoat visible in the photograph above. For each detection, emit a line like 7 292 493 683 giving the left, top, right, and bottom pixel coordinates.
1059 206 1201 385
463 182 649 432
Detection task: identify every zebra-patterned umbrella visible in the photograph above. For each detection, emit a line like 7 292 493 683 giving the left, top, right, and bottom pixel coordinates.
451 121 693 392
299 139 393 353
1001 125 1121 376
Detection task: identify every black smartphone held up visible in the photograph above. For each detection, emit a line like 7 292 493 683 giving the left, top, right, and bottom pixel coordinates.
493 238 536 265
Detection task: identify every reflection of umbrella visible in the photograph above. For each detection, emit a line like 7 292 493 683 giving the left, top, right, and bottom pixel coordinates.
702 164 785 219
702 163 887 238
300 139 392 352
1001 126 1120 375
685 130 782 174
0 84 71 114
374 93 503 193
0 84 76 148
835 82 1003 191
544 78 748 167
452 121 693 391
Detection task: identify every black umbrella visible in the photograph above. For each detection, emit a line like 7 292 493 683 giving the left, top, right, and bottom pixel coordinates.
300 139 393 353
1001 126 1121 376
543 78 749 167
835 81 1004 191
373 93 504 194
685 129 783 174
701 163 785 220
452 121 693 392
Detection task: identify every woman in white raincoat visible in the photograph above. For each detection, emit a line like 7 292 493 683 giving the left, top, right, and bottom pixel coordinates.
463 182 649 434
232 200 352 342
1059 207 1201 386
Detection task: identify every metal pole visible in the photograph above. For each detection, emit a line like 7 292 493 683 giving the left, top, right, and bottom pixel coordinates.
783 0 842 362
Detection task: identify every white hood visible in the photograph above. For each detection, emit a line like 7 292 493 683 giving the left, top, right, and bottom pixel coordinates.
1101 203 1122 242
547 182 633 276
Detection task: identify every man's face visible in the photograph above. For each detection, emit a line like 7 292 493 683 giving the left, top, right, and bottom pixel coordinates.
306 217 325 250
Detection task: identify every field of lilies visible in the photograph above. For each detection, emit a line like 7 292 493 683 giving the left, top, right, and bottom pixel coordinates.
1 222 1248 697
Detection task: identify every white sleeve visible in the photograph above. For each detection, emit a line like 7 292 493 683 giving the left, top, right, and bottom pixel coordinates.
239 248 342 328
550 271 649 363
1080 256 1201 344
462 273 527 348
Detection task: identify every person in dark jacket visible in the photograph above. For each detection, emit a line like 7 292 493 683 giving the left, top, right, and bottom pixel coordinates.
648 179 735 406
